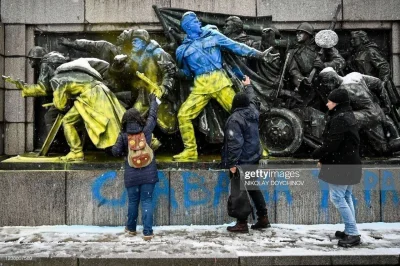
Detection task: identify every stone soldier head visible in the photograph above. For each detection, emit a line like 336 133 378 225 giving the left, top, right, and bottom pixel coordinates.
116 29 134 47
27 46 48 69
181 12 202 35
42 51 69 78
296 22 314 44
319 67 343 93
223 16 243 37
262 26 281 47
131 29 150 53
350 30 369 48
116 29 135 54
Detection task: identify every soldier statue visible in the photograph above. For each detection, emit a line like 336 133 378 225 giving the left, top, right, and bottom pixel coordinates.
173 11 279 161
319 67 400 156
109 29 177 149
287 22 345 109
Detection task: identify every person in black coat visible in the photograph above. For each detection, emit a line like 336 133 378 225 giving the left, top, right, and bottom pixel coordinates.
112 94 160 241
312 88 362 247
222 76 271 233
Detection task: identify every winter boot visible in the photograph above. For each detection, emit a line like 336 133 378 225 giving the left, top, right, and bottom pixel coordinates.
335 231 347 239
227 220 249 233
251 216 271 230
143 234 154 241
124 227 137 236
338 235 361 247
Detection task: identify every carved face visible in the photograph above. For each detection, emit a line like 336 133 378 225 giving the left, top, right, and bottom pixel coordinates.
321 76 340 93
223 20 236 36
131 38 147 53
296 31 309 43
326 100 337 110
28 58 41 69
183 16 202 35
350 35 362 47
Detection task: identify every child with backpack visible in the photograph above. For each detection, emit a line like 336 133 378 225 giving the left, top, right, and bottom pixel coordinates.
112 93 160 241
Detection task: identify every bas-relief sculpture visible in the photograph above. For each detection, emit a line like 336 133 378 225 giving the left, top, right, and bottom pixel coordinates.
3 6 400 161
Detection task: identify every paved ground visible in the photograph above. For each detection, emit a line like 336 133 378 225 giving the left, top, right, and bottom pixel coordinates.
0 223 399 265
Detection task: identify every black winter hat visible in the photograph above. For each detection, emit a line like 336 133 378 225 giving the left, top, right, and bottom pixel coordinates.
232 92 250 111
328 89 349 104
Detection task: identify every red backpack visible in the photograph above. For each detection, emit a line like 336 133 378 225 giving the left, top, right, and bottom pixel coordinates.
127 133 154 168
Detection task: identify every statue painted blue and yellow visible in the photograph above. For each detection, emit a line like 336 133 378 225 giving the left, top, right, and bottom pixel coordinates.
173 11 279 161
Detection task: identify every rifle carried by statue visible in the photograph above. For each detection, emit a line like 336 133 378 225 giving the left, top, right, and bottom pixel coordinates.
136 71 178 134
38 112 64 157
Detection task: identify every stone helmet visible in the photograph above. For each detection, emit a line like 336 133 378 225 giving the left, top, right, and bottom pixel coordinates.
131 29 150 43
27 46 48 59
116 29 135 46
262 25 281 39
42 51 68 64
225 16 244 32
296 22 314 35
351 30 369 44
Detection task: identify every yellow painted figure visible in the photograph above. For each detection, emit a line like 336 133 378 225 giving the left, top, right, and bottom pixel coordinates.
52 62 125 161
177 70 235 157
109 30 177 135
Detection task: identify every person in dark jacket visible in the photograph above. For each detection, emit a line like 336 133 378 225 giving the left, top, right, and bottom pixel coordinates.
222 76 271 233
111 93 160 241
318 67 393 156
312 88 362 247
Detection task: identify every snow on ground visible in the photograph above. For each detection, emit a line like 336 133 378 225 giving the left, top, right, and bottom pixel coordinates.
0 223 399 258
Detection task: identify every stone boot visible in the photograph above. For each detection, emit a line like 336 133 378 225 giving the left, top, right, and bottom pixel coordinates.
60 151 84 161
172 149 198 162
227 220 249 233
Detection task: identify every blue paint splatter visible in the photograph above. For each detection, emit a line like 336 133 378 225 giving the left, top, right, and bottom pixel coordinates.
273 173 293 205
213 172 230 207
364 170 379 207
92 170 127 207
182 171 211 208
154 171 178 210
381 170 399 205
